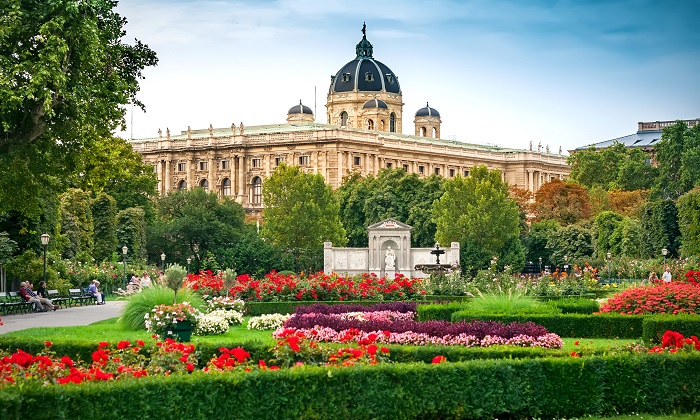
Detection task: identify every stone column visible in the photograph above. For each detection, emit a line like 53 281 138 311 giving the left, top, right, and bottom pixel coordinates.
373 154 379 175
237 156 246 204
450 242 460 266
209 157 216 193
528 170 533 192
186 158 193 189
337 150 343 184
164 159 171 194
323 242 333 274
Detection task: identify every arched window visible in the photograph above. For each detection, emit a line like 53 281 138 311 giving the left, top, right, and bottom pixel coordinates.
252 177 262 204
340 111 348 126
177 180 187 190
199 179 209 191
221 178 231 196
432 127 437 138
420 127 427 137
379 120 385 131
367 119 374 130
390 113 396 132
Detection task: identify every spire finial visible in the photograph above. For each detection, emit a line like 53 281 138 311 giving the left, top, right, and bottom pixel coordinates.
362 22 366 38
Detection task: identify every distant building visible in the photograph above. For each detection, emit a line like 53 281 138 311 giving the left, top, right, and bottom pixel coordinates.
129 25 570 214
572 119 700 163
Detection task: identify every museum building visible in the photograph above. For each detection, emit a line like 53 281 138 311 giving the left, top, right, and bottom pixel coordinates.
129 26 570 214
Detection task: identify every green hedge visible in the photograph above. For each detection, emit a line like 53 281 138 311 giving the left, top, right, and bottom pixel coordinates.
642 314 700 343
1 354 699 419
544 297 600 314
451 312 644 339
416 301 470 321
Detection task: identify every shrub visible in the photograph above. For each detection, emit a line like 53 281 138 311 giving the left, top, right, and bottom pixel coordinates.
247 313 291 331
118 286 205 330
467 288 559 314
416 302 470 321
642 314 700 343
600 283 700 315
164 264 187 304
546 297 600 314
194 310 231 336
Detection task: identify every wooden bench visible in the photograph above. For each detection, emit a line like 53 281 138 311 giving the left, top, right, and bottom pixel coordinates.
47 290 70 308
68 288 92 306
82 287 98 305
2 292 34 314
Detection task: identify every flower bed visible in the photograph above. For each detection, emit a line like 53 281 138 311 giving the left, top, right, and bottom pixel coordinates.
247 313 292 331
230 271 425 302
600 283 700 315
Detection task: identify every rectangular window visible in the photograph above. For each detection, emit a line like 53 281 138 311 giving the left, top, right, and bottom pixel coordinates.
275 157 284 167
251 158 261 168
464 170 469 177
386 162 392 168
199 161 208 171
434 167 440 175
365 72 374 82
299 155 310 166
342 73 351 82
403 164 409 172
418 165 424 174
449 169 455 177
354 156 361 166
177 162 186 172
221 160 230 170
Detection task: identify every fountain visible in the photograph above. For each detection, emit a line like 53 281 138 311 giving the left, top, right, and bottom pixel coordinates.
415 242 454 275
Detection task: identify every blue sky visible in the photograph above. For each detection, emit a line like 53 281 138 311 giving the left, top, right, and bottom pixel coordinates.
115 0 700 153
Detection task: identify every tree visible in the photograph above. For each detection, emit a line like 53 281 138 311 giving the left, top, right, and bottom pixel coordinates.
58 188 94 260
588 187 611 216
594 211 624 259
522 220 560 267
71 136 158 217
433 166 523 272
677 187 700 257
653 121 700 199
608 189 650 217
117 207 147 263
0 231 18 292
532 179 591 225
545 224 594 264
568 142 656 191
262 164 346 268
640 200 680 258
148 188 246 270
0 0 157 216
92 193 118 262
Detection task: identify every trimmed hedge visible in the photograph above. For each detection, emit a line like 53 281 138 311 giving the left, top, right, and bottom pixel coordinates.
544 297 600 314
451 312 644 339
416 301 470 321
1 354 699 419
642 314 700 343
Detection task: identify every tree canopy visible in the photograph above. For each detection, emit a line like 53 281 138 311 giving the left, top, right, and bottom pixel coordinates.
433 166 523 272
0 0 157 216
567 142 656 191
261 164 347 255
653 121 700 200
532 179 591 225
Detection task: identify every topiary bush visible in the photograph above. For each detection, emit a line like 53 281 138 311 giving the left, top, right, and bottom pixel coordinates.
118 285 205 330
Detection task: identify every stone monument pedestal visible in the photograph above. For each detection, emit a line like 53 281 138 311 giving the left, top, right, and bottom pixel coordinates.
384 269 396 279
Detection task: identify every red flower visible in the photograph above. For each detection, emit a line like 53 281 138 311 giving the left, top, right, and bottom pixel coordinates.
186 363 194 373
44 341 52 348
367 344 378 356
136 340 145 347
574 341 579 346
432 355 446 364
570 352 581 357
117 340 131 350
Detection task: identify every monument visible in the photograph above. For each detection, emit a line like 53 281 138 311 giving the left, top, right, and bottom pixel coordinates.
323 218 460 278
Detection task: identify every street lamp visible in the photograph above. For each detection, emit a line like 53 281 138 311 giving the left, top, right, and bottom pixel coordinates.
606 252 612 282
40 233 50 284
538 257 542 275
563 255 569 276
160 252 166 271
122 245 128 289
187 257 191 274
662 248 668 270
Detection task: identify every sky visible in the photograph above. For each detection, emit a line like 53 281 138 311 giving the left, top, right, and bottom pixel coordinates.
114 0 700 153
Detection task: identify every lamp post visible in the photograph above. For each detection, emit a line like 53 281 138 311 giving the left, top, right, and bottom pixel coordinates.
160 252 166 271
606 252 612 282
40 233 50 284
538 257 542 275
563 255 569 276
662 248 668 271
122 245 128 289
187 257 191 274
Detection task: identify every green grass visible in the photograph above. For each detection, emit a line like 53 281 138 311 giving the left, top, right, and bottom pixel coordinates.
577 415 700 420
1 317 277 346
561 337 639 352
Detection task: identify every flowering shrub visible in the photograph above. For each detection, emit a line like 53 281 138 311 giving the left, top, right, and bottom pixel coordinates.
270 329 391 368
194 310 231 336
144 302 201 336
599 283 700 315
247 313 292 331
206 296 245 312
0 339 196 387
648 330 700 353
230 271 425 302
294 301 417 315
205 347 257 372
185 270 224 296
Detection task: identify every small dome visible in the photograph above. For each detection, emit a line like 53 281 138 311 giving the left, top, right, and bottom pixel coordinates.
415 102 440 117
362 98 388 109
288 100 313 115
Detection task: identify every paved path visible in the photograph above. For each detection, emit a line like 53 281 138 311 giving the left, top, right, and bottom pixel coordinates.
0 300 127 334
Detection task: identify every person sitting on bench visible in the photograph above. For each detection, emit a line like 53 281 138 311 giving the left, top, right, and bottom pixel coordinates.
88 280 106 305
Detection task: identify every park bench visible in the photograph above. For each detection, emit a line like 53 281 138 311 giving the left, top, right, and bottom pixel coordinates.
47 289 70 309
1 292 34 314
83 287 98 305
68 288 93 306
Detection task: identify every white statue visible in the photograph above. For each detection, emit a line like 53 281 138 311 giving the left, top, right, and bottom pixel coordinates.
385 246 396 270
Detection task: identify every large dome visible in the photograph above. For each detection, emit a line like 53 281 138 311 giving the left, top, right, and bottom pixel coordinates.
329 26 401 95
